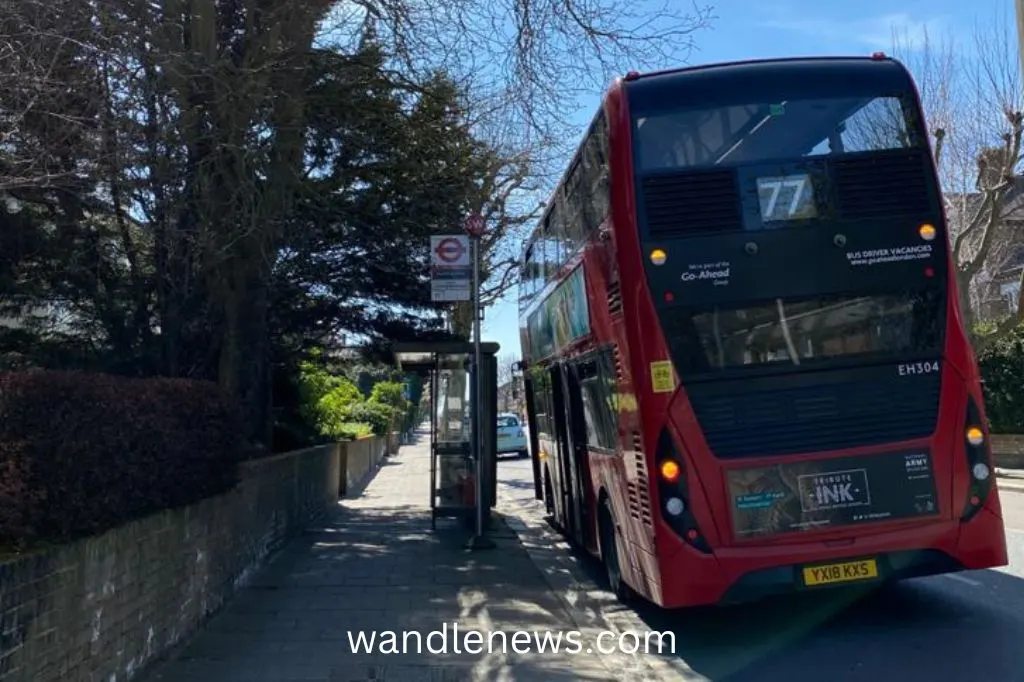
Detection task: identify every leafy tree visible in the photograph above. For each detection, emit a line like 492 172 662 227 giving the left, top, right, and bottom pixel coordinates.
0 0 715 450
979 327 1024 432
368 380 410 428
369 381 407 410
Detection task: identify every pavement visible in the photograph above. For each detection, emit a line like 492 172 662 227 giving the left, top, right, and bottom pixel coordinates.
141 427 672 682
997 467 1024 493
140 425 1024 682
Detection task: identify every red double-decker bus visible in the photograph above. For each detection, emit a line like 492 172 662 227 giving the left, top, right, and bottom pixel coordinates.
517 54 1008 608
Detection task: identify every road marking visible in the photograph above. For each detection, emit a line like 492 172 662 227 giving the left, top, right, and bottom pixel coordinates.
943 573 982 587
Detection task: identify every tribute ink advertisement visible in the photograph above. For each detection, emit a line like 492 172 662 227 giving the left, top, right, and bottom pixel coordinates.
726 451 939 539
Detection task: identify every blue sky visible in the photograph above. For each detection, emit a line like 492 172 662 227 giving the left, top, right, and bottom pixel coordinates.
481 0 1011 359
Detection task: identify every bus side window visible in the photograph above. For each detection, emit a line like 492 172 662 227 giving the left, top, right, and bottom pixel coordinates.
528 368 555 442
545 207 562 277
564 153 588 248
598 349 620 428
577 352 619 450
554 202 564 272
521 243 533 303
552 197 575 269
526 241 541 298
536 235 547 294
584 113 610 229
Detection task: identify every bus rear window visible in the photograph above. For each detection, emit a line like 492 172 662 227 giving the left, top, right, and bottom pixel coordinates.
663 289 943 376
634 96 923 172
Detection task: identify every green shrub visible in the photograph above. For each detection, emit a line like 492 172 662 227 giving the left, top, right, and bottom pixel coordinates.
369 381 407 410
313 379 364 434
297 362 421 440
298 361 351 420
343 401 394 436
369 379 412 429
298 361 340 400
979 328 1024 432
334 422 374 440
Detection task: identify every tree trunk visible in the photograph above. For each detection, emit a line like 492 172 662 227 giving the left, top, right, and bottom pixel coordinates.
218 247 272 448
956 269 976 337
450 302 473 340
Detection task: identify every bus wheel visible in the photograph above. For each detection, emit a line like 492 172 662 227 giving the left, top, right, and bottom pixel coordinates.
600 498 633 604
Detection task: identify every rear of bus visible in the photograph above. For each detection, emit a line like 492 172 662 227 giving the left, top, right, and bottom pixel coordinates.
623 56 1008 607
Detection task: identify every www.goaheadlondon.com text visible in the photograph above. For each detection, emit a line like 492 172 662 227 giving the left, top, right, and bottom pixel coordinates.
347 623 676 656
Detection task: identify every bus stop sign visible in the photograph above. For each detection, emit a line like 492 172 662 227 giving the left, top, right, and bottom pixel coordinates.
464 214 485 238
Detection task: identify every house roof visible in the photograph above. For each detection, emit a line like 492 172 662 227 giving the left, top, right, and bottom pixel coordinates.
946 175 1024 219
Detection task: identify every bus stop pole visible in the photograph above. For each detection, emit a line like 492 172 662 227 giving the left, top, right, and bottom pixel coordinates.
472 234 483 537
467 226 495 551
1016 0 1024 85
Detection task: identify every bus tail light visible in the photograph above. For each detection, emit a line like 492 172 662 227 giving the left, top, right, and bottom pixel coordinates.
659 459 680 483
961 396 993 522
655 429 711 553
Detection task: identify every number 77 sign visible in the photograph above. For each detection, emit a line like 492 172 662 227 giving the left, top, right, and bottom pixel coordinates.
755 173 818 222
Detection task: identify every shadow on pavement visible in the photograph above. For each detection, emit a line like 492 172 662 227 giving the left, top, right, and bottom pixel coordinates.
495 478 538 493
143 503 622 682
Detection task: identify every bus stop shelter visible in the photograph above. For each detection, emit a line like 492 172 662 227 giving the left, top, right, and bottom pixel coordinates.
392 341 499 530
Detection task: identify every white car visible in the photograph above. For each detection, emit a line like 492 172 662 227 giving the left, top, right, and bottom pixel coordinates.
496 413 529 458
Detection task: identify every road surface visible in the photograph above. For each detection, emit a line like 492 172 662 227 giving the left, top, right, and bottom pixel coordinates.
497 452 1024 681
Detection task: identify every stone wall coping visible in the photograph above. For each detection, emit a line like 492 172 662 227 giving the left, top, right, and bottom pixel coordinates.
238 442 338 473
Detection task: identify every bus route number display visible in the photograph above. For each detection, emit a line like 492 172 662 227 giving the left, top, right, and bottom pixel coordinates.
756 173 818 222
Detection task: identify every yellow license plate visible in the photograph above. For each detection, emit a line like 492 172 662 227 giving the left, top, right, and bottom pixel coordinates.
802 559 878 586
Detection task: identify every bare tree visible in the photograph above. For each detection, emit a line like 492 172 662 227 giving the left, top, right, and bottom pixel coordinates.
322 0 714 156
496 352 521 413
496 352 519 387
448 145 542 337
328 0 715 343
894 16 1024 348
0 1 101 192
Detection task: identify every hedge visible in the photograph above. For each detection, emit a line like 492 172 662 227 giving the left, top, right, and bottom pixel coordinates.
979 328 1024 433
0 370 243 547
343 401 394 436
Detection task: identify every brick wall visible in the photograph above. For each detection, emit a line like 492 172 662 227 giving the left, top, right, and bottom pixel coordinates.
0 437 382 682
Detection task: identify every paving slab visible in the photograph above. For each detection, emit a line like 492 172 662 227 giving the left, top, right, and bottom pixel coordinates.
141 428 629 682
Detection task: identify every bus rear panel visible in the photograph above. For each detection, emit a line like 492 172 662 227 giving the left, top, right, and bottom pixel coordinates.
620 56 1006 607
520 55 1008 609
